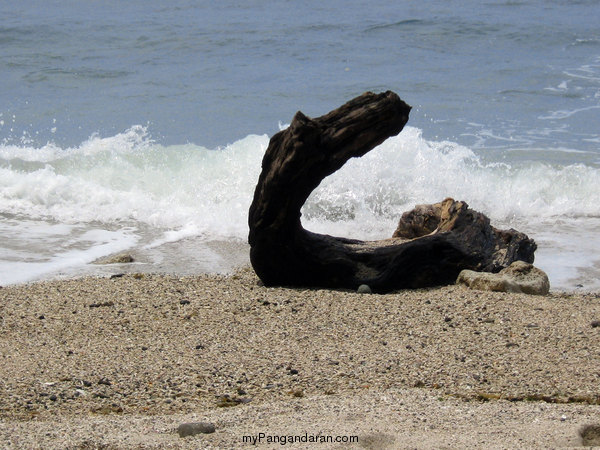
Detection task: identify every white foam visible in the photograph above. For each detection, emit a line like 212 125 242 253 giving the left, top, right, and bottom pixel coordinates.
2 125 600 289
539 105 600 120
0 127 267 237
303 126 600 239
0 224 139 285
144 223 202 249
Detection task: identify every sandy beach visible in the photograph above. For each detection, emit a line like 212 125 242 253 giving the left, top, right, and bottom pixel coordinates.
1 266 599 449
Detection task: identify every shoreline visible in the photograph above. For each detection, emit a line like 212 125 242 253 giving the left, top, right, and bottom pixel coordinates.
3 232 600 293
1 267 599 448
0 238 252 288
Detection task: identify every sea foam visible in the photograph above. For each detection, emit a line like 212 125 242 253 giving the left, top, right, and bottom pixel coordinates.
1 125 599 288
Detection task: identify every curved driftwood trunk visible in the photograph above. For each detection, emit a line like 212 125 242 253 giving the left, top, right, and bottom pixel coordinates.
248 91 536 292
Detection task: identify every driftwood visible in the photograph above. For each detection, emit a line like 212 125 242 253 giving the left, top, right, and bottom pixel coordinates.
248 91 536 292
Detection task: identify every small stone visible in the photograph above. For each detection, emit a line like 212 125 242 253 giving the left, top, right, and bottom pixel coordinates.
89 301 114 308
179 299 190 305
38 315 45 320
98 377 111 386
560 414 567 422
95 404 122 414
357 284 372 294
93 253 134 264
591 320 600 328
49 394 57 401
457 261 550 295
177 422 216 437
215 394 250 407
289 369 299 375
579 424 600 446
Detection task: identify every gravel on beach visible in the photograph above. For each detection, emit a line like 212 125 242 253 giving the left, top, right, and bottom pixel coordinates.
1 267 599 448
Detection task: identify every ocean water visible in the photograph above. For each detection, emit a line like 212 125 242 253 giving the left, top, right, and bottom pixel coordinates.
1 1 599 290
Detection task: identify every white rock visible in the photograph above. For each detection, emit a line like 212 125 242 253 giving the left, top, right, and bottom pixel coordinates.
457 261 550 295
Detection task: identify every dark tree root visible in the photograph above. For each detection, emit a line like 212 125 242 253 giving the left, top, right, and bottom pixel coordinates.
248 91 535 292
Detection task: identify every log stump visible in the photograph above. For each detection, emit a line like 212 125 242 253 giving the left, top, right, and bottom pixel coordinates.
248 91 536 292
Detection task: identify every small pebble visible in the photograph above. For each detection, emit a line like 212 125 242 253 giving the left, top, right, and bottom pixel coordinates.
180 299 190 305
177 422 215 437
579 424 600 446
95 253 134 264
89 301 114 308
357 284 371 294
591 320 600 328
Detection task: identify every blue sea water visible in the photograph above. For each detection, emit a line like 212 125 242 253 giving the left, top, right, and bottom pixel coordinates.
1 1 600 289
